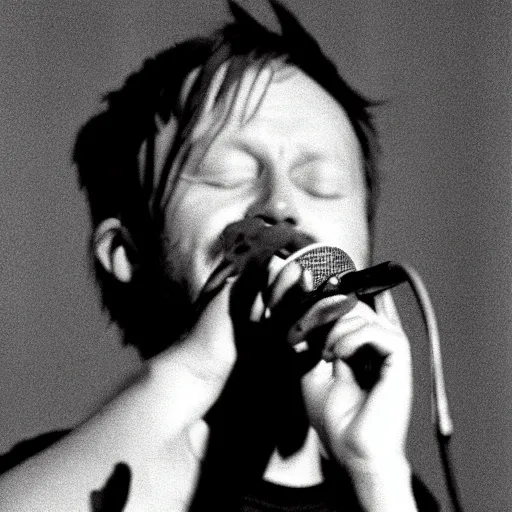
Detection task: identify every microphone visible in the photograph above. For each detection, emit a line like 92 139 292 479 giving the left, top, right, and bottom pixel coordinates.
280 242 407 298
199 218 407 317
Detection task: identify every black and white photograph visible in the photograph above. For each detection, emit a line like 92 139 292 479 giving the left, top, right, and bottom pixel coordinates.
0 1 510 510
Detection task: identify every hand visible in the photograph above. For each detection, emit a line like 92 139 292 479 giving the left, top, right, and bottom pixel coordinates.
299 291 412 470
267 263 416 510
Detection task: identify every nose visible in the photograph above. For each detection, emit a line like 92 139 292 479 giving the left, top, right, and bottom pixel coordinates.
244 172 301 226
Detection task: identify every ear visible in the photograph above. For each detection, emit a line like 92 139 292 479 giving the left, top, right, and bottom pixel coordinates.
93 218 134 283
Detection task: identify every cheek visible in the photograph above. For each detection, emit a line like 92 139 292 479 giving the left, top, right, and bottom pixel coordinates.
164 185 253 298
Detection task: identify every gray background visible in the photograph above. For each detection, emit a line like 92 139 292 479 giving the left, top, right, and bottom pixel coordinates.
1 1 510 510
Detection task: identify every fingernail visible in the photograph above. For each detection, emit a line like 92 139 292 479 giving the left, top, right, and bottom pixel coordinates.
327 276 339 286
301 268 314 291
293 340 309 353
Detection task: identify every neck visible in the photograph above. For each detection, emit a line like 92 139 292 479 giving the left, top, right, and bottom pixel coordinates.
263 428 324 487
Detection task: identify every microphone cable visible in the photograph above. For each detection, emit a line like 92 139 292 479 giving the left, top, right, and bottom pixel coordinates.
392 262 464 512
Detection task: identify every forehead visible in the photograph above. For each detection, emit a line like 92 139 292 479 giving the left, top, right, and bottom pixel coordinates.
189 62 361 155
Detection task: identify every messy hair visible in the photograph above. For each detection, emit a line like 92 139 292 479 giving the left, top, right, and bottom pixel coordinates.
73 0 379 359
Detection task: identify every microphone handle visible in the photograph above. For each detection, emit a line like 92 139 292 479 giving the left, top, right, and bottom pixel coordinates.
337 262 407 390
337 261 407 297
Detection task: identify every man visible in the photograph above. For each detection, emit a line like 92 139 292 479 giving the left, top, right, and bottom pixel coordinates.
0 1 438 510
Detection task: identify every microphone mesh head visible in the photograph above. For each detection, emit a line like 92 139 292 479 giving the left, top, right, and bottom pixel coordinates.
293 245 356 290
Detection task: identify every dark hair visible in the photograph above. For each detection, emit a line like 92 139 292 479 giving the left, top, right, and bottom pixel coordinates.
73 0 380 359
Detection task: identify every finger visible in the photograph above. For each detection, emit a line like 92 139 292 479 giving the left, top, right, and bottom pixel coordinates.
324 320 404 363
194 260 237 318
323 315 413 411
330 357 367 419
228 225 294 326
321 301 412 389
264 260 304 311
288 295 358 376
230 254 271 325
287 294 357 347
327 322 395 392
324 297 406 349
263 264 315 340
188 419 210 461
374 290 404 330
302 358 364 440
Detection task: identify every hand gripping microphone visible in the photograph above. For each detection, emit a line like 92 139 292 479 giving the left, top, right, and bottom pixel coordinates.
275 243 407 386
198 218 409 388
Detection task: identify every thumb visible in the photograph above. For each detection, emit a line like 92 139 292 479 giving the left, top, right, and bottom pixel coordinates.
185 280 237 379
147 281 236 432
373 290 403 331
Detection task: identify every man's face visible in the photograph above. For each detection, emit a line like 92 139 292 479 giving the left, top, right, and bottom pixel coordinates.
162 64 370 302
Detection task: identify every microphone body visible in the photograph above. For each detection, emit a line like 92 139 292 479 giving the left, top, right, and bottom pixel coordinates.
284 242 407 298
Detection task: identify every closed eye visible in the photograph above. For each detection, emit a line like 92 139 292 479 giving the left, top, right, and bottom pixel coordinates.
290 155 352 199
181 148 259 189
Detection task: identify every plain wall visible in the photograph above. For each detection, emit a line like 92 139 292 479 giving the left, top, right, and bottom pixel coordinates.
1 1 510 510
